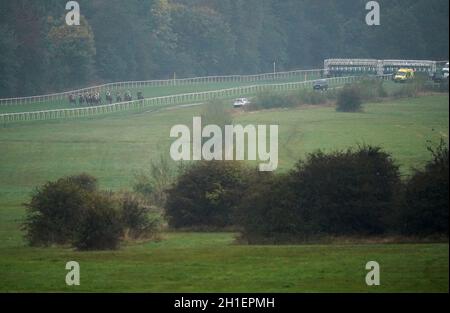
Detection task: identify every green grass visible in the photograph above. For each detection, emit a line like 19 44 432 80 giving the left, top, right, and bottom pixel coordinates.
0 232 448 292
0 92 448 292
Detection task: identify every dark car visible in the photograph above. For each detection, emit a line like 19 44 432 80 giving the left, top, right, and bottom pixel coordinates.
313 79 329 91
431 71 449 83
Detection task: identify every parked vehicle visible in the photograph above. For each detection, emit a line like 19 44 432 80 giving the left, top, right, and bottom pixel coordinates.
313 79 329 91
233 98 250 108
432 71 448 83
394 68 415 83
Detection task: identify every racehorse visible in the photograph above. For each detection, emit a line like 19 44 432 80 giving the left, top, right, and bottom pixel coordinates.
124 90 133 102
68 94 77 105
78 94 85 105
106 92 113 104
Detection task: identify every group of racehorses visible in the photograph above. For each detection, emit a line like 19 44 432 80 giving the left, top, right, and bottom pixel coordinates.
68 91 144 106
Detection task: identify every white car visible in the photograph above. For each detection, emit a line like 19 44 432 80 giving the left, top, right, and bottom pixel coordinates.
233 98 250 108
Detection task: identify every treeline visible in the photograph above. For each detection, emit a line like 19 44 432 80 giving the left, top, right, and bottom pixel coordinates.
1 0 448 97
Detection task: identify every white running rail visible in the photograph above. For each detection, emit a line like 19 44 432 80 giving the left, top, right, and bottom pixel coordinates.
0 69 324 106
0 75 391 123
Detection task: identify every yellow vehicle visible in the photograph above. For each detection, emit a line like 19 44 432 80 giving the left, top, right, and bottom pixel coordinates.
394 68 415 83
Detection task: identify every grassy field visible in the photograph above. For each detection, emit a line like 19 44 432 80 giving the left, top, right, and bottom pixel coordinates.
0 91 448 292
0 232 448 292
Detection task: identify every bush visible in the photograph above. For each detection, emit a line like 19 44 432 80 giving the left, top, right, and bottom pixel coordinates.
133 156 182 208
248 89 334 111
397 141 449 236
336 85 362 112
24 173 162 250
119 192 163 240
166 161 251 229
23 173 97 246
391 76 427 98
73 192 123 251
236 146 401 242
296 89 335 105
234 172 306 243
250 91 297 110
201 99 233 128
356 78 387 100
292 146 401 236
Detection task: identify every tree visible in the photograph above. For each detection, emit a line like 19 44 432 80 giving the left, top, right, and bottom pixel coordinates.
170 4 236 76
0 25 19 97
47 15 96 89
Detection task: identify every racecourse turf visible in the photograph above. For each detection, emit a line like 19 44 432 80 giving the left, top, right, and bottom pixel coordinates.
0 92 448 292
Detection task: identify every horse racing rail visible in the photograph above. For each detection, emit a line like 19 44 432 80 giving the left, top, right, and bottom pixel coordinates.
0 75 391 123
0 69 324 106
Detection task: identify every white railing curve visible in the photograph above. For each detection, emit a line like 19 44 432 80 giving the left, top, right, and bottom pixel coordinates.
0 75 391 123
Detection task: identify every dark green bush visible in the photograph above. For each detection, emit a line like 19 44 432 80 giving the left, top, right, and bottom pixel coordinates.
166 161 251 229
336 85 362 112
73 192 123 251
291 146 401 236
23 174 97 246
24 173 162 250
234 172 308 243
236 146 401 242
397 141 449 236
67 173 98 192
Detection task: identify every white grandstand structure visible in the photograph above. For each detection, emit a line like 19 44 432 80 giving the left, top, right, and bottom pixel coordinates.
324 59 437 76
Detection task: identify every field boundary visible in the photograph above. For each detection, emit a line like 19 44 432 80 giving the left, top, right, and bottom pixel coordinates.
0 69 324 106
0 75 391 123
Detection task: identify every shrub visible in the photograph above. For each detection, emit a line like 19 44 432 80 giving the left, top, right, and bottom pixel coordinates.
356 78 387 100
336 85 362 112
248 89 334 111
234 172 307 243
236 146 401 243
166 161 251 229
73 192 123 251
296 89 334 105
23 174 97 246
397 141 449 236
24 173 162 250
201 99 233 128
438 79 449 93
133 156 182 208
119 192 163 240
291 146 401 236
391 76 427 98
67 173 98 192
251 91 297 110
